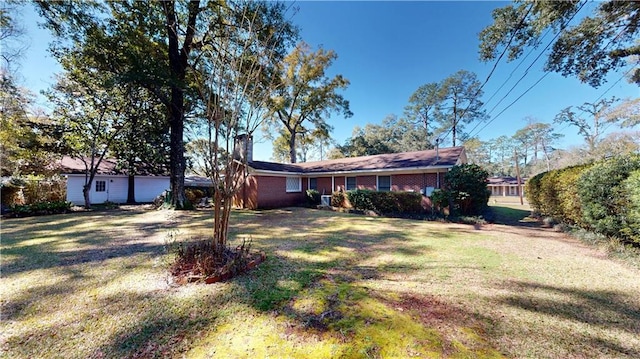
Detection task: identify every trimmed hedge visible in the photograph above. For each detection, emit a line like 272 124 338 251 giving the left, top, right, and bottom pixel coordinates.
526 164 593 225
577 155 640 245
623 170 640 243
527 155 640 246
344 189 423 214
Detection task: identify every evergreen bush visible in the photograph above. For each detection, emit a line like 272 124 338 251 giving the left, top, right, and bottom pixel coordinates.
577 155 640 244
444 164 490 215
305 189 321 206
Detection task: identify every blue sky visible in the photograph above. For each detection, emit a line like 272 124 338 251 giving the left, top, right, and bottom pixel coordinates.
18 1 639 162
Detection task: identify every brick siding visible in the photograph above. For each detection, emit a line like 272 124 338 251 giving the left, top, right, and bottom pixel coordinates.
255 175 305 209
357 175 376 190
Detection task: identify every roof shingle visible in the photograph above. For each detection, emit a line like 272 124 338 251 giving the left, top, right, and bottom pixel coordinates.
249 146 465 174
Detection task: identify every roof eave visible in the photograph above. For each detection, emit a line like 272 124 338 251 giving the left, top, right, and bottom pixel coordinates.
249 164 455 177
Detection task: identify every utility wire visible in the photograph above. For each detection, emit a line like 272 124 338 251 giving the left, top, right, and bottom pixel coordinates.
463 0 588 140
434 2 534 145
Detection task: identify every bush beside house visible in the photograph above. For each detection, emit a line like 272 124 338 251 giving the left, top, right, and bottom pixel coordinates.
1 176 69 216
526 155 640 246
325 164 490 217
344 189 423 215
438 164 490 216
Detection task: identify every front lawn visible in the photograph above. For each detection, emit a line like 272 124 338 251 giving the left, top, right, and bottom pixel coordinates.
2 207 639 358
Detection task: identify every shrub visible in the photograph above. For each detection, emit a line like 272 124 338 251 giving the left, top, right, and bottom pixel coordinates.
391 192 423 213
444 164 490 215
525 173 543 213
346 189 375 211
185 188 205 204
331 191 345 207
577 155 640 244
622 170 640 245
538 170 562 217
23 175 66 204
430 189 452 215
0 179 24 206
305 189 321 206
345 189 424 214
525 164 594 223
556 164 592 226
10 201 72 217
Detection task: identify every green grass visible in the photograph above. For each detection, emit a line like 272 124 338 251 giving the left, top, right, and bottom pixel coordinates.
2 207 640 358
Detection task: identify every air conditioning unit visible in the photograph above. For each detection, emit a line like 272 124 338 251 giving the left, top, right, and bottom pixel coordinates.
321 195 332 206
423 186 435 196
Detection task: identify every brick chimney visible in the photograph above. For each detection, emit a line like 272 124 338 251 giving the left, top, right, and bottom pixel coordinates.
233 134 253 163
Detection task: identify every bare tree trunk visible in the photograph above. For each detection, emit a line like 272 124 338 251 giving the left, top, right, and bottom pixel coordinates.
83 184 91 209
289 131 297 163
127 174 136 204
163 0 199 209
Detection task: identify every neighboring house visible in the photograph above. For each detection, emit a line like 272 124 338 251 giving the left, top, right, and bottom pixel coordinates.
60 156 171 205
487 176 526 197
232 135 467 209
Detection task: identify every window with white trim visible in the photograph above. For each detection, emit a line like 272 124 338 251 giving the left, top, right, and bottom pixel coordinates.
377 176 391 192
286 176 301 192
95 180 106 192
346 177 356 191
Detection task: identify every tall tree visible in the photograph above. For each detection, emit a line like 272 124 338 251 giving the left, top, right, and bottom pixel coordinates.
0 73 63 175
266 42 352 163
492 135 515 176
190 1 296 255
161 0 200 209
0 1 28 73
436 70 487 146
404 82 441 149
479 1 640 87
37 0 203 209
608 98 640 128
333 115 427 158
463 137 492 169
554 97 620 154
110 88 170 203
45 71 128 208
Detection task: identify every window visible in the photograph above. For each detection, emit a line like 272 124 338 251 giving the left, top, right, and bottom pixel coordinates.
95 180 106 192
377 176 391 192
286 176 301 192
309 178 318 190
346 177 356 191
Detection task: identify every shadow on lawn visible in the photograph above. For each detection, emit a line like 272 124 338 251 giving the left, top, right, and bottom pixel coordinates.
495 280 640 357
220 209 504 357
3 207 504 358
488 205 535 227
1 209 168 278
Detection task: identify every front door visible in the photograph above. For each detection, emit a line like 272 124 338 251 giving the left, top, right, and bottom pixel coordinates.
93 179 109 204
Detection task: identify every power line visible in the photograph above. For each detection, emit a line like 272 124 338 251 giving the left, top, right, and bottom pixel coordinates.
465 0 588 140
433 2 534 145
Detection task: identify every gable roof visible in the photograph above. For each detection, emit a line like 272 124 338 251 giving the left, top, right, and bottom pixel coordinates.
59 156 169 176
487 176 527 185
59 156 122 175
249 146 466 175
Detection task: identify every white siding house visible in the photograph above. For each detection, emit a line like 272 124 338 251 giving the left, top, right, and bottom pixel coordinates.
65 174 169 205
60 156 170 205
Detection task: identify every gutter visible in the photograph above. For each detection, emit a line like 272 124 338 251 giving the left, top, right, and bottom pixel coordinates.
247 165 455 177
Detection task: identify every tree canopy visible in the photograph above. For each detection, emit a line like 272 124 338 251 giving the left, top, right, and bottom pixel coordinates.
479 0 640 87
265 42 351 163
